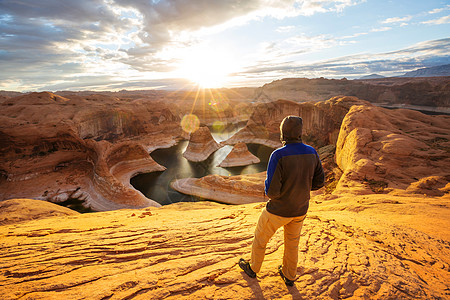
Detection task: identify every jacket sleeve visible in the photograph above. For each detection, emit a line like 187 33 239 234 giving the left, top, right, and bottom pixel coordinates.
265 152 282 199
311 155 325 190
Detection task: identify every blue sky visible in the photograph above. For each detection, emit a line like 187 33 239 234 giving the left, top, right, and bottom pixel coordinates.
0 0 449 91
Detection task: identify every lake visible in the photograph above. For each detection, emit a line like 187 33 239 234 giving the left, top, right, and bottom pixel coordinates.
130 125 274 205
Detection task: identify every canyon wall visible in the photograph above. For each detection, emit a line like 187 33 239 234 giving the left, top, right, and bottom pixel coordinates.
254 77 450 108
225 96 367 148
0 92 182 211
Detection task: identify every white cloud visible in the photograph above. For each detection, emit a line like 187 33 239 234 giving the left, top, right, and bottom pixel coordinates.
428 5 450 14
371 26 392 32
241 38 450 80
276 26 296 33
381 16 412 24
422 15 450 25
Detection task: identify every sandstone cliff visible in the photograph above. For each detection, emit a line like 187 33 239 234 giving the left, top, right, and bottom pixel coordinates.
0 92 181 211
183 126 221 162
335 104 450 195
225 96 366 148
217 143 260 167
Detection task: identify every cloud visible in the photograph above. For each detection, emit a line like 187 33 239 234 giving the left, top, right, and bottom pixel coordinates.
371 26 392 32
428 5 450 14
422 15 450 25
381 16 412 24
0 0 365 91
276 26 296 33
240 38 450 80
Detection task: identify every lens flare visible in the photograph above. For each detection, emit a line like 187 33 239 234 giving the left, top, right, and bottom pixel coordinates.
212 120 225 132
208 98 229 112
181 114 200 133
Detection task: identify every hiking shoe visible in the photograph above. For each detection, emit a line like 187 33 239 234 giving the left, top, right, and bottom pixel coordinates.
239 258 256 278
278 265 294 286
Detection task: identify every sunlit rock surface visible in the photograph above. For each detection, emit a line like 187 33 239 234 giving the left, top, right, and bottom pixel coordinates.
183 126 221 162
217 143 260 167
0 196 448 299
0 92 180 211
171 172 266 205
335 104 450 195
0 198 79 225
225 96 365 148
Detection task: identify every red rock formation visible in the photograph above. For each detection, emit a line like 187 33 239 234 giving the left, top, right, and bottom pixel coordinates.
225 96 368 148
254 76 450 108
183 126 221 162
217 142 260 167
335 104 450 194
0 92 182 211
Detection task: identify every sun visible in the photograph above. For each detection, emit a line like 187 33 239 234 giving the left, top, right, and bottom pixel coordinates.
177 45 236 88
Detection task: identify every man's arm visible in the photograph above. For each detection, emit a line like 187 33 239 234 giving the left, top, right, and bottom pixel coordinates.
311 155 325 191
265 152 282 199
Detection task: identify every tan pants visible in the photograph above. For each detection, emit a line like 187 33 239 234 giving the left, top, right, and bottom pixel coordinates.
250 208 306 281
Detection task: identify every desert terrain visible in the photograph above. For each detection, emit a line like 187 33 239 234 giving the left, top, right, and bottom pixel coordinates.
0 77 449 299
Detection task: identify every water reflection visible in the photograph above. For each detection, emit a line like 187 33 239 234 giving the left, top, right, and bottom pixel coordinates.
131 125 274 205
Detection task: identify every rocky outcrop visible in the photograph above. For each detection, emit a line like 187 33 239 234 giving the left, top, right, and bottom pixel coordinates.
335 105 450 194
171 172 266 204
225 96 366 148
0 92 182 211
0 197 448 299
217 143 260 167
183 126 221 162
0 198 79 225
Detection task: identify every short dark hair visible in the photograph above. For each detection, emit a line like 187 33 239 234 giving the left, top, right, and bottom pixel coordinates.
280 116 303 144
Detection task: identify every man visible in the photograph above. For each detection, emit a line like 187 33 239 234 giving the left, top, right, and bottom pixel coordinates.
239 115 325 286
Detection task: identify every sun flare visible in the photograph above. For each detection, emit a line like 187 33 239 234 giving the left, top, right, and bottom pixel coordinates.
177 46 236 88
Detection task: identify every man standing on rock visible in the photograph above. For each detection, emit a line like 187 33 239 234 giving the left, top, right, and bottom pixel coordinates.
239 115 325 286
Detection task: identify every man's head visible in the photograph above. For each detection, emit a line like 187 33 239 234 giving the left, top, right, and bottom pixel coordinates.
280 116 303 145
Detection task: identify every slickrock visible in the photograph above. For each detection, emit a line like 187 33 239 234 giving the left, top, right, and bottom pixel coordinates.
225 96 367 148
183 126 221 162
0 197 448 299
217 143 260 167
0 198 79 225
335 104 450 194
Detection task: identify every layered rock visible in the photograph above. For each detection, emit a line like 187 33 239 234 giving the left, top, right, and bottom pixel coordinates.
0 92 182 211
335 105 450 194
217 143 260 167
0 198 79 225
171 172 266 205
254 76 450 108
225 96 367 148
0 196 448 299
183 126 221 162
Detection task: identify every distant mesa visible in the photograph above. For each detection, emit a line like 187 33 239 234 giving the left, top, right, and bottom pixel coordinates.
401 64 450 77
217 142 260 167
3 91 70 106
359 74 385 80
183 126 221 162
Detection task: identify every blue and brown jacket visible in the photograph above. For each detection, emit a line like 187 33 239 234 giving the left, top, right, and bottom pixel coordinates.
265 142 325 217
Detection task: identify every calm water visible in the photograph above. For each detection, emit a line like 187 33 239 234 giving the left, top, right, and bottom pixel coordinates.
131 125 273 205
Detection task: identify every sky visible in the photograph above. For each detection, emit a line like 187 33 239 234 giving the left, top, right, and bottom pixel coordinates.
0 0 449 91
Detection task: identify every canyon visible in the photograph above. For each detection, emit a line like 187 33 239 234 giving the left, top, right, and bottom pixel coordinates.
0 79 449 299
